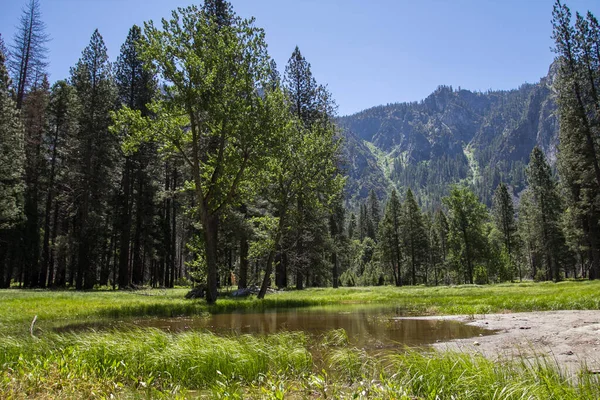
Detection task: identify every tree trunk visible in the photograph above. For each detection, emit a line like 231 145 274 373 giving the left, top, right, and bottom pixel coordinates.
204 213 219 304
118 157 132 288
239 234 249 289
132 166 144 285
169 167 177 288
332 251 338 288
462 226 473 284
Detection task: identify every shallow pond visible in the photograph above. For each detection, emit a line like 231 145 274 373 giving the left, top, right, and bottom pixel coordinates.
57 306 493 350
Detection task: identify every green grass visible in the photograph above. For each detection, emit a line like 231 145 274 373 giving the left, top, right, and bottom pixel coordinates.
1 329 598 399
1 281 599 334
1 281 599 398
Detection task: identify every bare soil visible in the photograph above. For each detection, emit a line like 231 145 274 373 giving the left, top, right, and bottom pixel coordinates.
423 311 600 374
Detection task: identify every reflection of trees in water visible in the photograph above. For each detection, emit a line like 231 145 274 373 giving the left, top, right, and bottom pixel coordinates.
206 309 487 348
58 309 490 348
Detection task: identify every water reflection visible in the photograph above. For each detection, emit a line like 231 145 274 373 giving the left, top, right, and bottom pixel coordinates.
57 306 492 350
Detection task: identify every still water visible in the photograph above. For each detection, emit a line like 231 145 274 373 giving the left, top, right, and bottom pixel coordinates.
58 306 493 350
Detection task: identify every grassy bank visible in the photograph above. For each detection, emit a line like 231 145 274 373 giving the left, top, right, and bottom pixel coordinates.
1 281 600 398
1 281 599 334
1 328 598 399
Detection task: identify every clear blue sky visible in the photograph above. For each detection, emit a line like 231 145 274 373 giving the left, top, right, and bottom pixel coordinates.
1 0 598 116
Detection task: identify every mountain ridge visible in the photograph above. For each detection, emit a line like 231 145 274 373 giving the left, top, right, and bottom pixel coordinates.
339 63 559 209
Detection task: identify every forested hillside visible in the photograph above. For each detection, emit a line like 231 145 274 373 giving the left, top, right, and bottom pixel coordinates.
339 65 559 209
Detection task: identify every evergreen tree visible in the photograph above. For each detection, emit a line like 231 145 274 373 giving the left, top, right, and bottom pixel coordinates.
402 189 429 285
282 45 340 289
527 147 568 281
70 29 117 289
553 2 600 280
21 74 49 287
367 189 380 240
114 24 158 288
41 80 80 287
433 209 449 284
347 212 357 240
9 0 50 109
378 189 403 286
284 47 318 127
491 183 519 280
0 36 25 287
517 189 541 280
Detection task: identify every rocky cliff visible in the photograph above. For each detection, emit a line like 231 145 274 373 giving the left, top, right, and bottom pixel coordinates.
338 65 559 208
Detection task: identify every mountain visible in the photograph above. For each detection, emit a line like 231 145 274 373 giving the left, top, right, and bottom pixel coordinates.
338 64 559 209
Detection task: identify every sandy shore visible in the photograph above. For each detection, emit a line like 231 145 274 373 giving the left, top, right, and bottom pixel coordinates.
410 311 600 374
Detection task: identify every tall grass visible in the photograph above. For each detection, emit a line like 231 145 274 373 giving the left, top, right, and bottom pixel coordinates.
0 330 311 398
1 282 600 397
1 328 599 399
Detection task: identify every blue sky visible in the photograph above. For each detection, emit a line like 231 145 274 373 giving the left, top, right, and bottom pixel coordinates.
1 0 598 116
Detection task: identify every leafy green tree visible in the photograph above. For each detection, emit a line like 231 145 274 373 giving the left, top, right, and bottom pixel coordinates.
252 85 342 297
378 189 403 286
443 185 488 284
402 189 429 285
426 212 442 285
282 45 340 289
113 3 275 303
491 183 519 280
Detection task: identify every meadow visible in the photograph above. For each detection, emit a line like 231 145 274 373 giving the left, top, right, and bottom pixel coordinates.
1 281 600 398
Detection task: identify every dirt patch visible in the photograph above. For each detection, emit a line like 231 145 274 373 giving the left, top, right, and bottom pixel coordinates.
405 311 600 374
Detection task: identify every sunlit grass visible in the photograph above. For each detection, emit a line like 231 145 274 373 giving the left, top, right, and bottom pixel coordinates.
0 281 599 335
1 282 599 397
1 329 598 399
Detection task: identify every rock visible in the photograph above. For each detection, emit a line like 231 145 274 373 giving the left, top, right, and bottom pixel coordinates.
232 287 253 297
185 286 206 299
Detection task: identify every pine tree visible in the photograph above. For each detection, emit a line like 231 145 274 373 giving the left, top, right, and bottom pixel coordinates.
347 213 357 240
367 189 381 240
41 80 80 287
282 45 340 289
553 2 600 280
21 74 49 287
9 0 50 109
378 189 403 286
402 189 429 285
114 25 158 288
70 29 117 290
527 147 569 281
433 209 449 284
284 47 318 127
0 35 25 287
491 183 519 280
